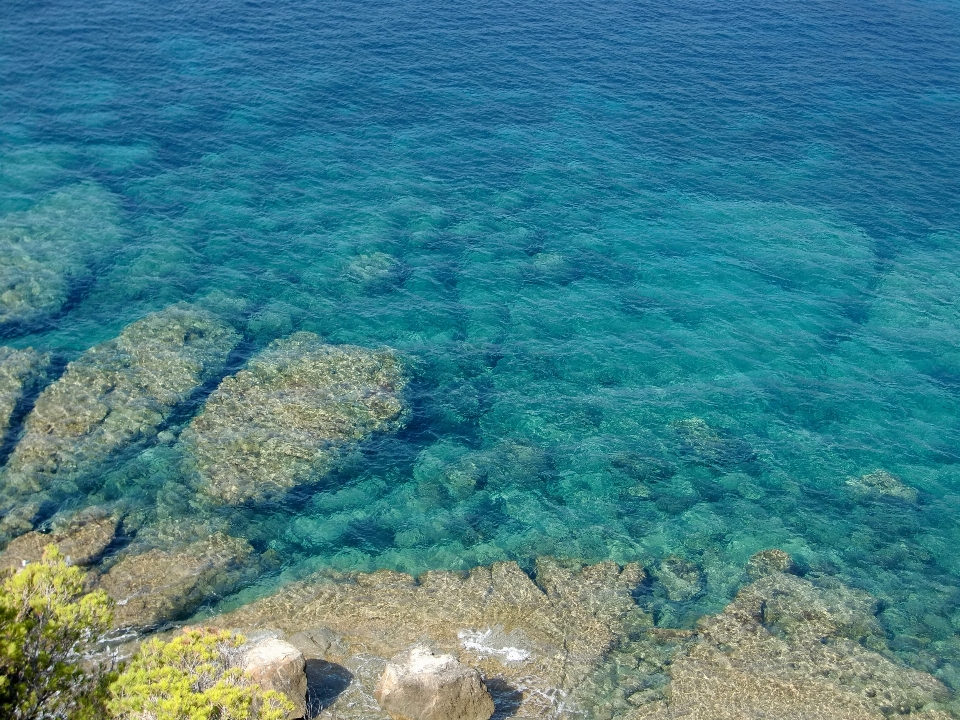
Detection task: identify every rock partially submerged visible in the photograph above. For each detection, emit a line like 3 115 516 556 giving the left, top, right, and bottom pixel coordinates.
4 304 239 495
182 331 406 504
628 569 951 720
97 533 255 629
0 183 124 336
0 346 49 445
242 637 308 720
0 508 116 571
375 645 494 720
215 558 648 718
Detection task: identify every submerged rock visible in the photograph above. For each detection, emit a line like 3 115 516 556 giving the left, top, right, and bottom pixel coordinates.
846 469 918 503
671 417 756 469
345 252 408 292
242 637 308 720
628 570 951 720
653 556 703 602
375 645 494 720
4 304 239 495
182 332 406 504
214 558 648 718
0 183 124 336
97 532 255 629
745 548 794 579
0 346 49 445
0 508 116 571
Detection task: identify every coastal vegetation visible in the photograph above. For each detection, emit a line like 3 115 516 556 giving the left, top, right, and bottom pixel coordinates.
0 547 111 720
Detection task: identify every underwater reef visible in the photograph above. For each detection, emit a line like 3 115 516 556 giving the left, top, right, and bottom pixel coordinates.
0 345 49 447
181 331 407 504
1 303 239 498
0 183 125 336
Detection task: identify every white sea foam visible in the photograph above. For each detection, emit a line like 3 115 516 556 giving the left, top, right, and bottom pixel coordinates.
458 628 531 663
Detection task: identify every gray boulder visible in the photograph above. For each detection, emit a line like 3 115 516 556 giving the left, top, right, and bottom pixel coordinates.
242 637 308 720
374 645 494 720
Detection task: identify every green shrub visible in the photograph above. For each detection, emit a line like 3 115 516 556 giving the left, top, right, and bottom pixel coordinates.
108 627 294 720
0 545 114 720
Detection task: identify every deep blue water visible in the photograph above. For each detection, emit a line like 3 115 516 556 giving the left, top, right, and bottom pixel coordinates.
3 0 960 681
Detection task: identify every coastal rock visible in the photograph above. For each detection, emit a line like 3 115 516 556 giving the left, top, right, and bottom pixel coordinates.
98 533 254 629
846 469 918 503
653 556 703 602
628 570 950 720
182 331 406 504
0 346 49 444
0 509 116 571
242 637 308 720
745 548 794 579
0 183 124 336
214 558 649 718
374 646 494 720
4 304 239 495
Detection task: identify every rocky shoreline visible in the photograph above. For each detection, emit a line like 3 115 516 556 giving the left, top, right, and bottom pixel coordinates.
1 510 954 719
0 301 956 719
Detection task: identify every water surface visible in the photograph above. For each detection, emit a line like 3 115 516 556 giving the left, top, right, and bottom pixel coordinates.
2 0 960 685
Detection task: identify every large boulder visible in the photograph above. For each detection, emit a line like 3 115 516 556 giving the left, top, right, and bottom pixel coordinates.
182 331 406 504
627 569 951 720
0 183 124 336
0 346 49 445
97 533 255 629
374 646 494 720
242 637 308 720
4 304 239 495
0 508 116 571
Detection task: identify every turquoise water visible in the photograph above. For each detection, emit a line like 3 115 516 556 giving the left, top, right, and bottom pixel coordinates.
3 0 960 681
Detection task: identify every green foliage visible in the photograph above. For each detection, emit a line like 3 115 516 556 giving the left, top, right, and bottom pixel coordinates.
108 628 294 720
0 545 114 720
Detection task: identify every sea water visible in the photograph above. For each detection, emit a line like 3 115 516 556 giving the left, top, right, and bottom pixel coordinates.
2 0 960 685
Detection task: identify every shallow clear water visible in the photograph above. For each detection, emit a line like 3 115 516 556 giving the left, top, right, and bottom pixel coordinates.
3 0 960 682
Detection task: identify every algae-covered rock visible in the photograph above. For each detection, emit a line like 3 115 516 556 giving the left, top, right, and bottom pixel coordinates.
0 508 117 571
214 558 648 718
846 469 918 503
628 570 950 720
4 304 239 494
0 346 49 444
0 183 124 335
182 331 406 504
98 532 255 629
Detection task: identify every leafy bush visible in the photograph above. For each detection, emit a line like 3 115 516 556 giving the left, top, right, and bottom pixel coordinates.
108 627 294 720
0 546 114 720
